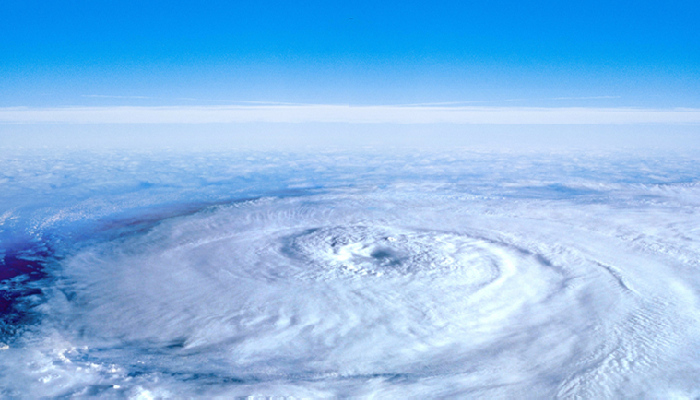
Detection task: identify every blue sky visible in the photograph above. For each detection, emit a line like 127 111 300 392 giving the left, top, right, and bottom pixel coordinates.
2 0 699 109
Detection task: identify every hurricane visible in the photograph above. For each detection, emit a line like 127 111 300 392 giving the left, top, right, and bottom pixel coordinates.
1 149 700 398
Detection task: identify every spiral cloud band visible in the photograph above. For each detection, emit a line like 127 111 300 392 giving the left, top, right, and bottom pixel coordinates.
1 150 699 398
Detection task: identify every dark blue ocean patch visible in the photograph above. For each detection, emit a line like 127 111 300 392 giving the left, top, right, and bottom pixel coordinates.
0 241 51 338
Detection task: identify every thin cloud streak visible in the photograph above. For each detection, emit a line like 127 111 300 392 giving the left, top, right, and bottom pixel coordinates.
550 96 621 101
504 96 622 102
81 95 313 105
1 105 700 124
82 95 154 100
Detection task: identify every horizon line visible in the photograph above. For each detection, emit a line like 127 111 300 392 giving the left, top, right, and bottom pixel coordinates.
1 105 700 125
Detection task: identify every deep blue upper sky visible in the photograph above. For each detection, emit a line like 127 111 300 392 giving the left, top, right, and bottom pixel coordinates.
1 0 699 108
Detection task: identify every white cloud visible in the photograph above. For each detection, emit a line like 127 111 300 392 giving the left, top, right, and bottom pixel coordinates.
1 105 700 124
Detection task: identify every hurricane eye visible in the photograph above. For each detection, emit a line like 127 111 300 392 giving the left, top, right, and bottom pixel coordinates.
370 248 394 260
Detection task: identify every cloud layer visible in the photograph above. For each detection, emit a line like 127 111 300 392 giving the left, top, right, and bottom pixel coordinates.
2 105 700 124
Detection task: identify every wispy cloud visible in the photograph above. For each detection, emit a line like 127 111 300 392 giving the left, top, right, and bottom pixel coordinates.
1 105 699 124
391 101 489 107
505 96 622 102
550 95 621 101
82 95 312 105
82 94 154 100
